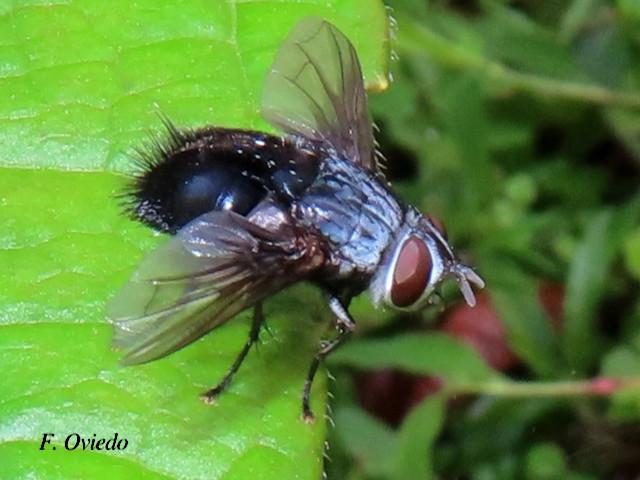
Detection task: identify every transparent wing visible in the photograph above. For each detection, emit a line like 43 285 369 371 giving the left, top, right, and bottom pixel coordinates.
261 17 377 172
107 210 309 365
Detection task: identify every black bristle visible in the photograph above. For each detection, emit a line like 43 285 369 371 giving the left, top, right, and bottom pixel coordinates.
117 120 187 233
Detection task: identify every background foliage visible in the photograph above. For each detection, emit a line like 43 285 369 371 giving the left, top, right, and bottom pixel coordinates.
327 0 640 479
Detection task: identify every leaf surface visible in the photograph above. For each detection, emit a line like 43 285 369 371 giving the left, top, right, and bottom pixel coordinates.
0 1 389 478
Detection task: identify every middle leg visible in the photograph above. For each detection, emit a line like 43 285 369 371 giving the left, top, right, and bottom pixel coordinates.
201 302 264 404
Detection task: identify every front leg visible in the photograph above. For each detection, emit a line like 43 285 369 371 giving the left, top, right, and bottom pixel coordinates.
302 295 356 422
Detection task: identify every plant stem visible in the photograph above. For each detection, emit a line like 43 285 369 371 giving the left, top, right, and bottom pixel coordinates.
396 14 640 109
486 64 640 109
446 377 640 398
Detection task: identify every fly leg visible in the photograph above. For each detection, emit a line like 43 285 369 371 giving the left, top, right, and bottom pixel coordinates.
302 295 355 422
201 302 264 404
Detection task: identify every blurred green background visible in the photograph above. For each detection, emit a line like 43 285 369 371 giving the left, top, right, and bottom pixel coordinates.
328 1 640 479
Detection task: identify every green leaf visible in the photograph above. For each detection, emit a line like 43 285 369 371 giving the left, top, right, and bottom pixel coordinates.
488 264 564 379
618 0 640 23
479 2 585 81
559 0 603 43
0 1 389 478
391 396 444 480
433 74 493 212
623 227 640 281
606 106 640 160
333 406 396 478
524 443 567 480
572 23 632 88
0 0 389 171
563 211 613 372
329 333 502 385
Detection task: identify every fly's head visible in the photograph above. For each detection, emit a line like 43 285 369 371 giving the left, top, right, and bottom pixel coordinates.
370 208 485 310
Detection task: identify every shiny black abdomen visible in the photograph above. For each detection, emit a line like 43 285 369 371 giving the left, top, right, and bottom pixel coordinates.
127 127 319 233
149 149 267 232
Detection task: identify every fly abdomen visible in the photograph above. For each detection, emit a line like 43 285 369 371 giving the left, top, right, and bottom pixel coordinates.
125 125 291 233
169 158 266 230
124 121 324 233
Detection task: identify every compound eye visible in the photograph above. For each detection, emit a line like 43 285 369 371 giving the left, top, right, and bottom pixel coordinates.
391 236 433 308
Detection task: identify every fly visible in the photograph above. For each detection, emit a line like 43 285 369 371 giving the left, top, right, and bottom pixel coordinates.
108 17 485 421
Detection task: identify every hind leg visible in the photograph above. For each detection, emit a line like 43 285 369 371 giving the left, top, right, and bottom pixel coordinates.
201 303 264 403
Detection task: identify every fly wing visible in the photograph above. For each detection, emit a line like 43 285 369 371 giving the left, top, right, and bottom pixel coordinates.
108 210 315 365
261 17 377 172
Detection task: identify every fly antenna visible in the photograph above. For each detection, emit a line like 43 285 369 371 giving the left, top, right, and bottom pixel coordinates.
452 264 485 307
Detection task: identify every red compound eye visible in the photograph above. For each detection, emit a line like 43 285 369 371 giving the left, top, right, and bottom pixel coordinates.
391 236 433 308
